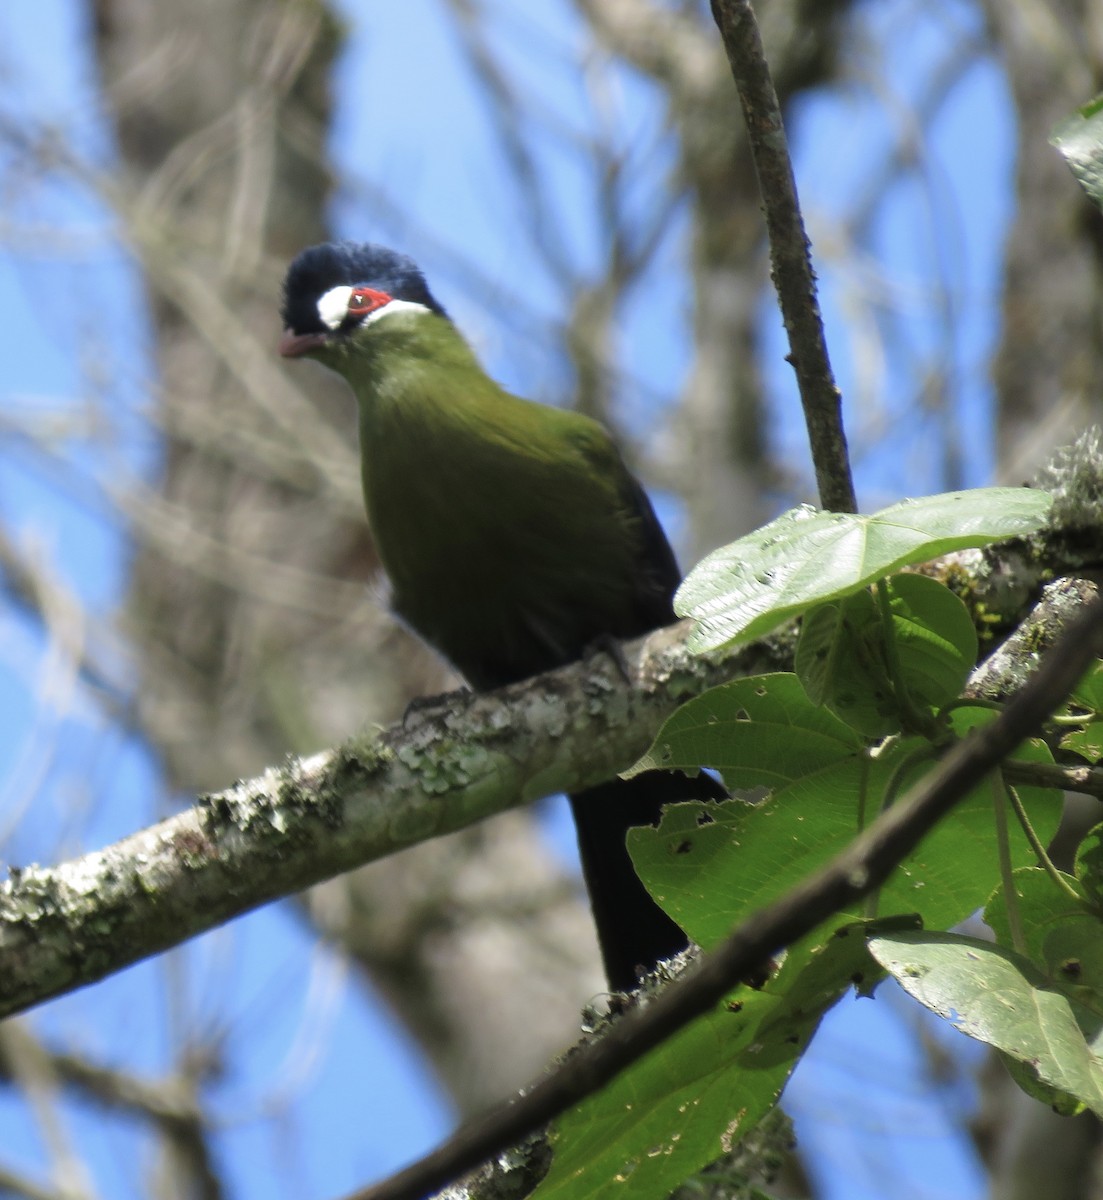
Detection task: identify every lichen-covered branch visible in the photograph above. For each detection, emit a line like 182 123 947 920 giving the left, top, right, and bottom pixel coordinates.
2 475 1101 1020
0 622 763 1021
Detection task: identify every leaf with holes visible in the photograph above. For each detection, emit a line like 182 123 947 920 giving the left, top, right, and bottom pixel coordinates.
625 673 861 790
869 931 1103 1118
533 921 903 1200
632 710 1060 950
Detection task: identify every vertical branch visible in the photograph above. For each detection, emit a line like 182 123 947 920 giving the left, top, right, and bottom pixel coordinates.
710 0 857 514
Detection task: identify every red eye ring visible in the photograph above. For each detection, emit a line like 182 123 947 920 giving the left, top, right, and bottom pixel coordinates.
348 287 391 316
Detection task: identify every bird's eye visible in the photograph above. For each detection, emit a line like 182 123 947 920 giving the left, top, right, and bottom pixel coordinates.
348 287 391 316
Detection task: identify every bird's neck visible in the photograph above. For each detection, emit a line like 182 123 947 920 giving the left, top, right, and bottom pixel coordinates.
339 312 489 423
338 312 523 536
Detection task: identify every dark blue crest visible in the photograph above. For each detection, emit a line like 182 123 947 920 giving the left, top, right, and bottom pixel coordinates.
281 241 448 333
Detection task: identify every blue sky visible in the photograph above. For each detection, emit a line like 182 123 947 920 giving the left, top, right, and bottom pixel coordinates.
0 1 1016 1197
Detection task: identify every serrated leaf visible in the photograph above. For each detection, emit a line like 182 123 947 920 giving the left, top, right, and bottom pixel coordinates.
627 673 861 789
1052 98 1103 212
675 488 1050 653
869 931 1103 1117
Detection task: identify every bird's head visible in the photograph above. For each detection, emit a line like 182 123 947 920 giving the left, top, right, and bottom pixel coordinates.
278 241 448 360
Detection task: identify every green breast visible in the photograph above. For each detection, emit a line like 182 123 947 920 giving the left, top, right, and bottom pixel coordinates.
348 317 654 687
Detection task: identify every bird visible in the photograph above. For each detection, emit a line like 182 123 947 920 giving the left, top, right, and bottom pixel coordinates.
279 240 725 991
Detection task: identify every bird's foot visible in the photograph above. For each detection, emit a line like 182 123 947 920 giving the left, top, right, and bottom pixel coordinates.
582 632 632 684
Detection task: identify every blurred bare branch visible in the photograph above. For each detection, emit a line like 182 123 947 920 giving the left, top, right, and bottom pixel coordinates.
0 1025 99 1200
4 0 1099 1193
0 1024 223 1200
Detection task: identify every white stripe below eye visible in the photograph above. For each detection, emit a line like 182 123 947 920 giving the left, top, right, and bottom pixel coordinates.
317 285 353 330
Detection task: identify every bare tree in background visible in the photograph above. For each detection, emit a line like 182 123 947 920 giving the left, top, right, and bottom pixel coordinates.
974 2 1103 1197
2 0 1102 1197
985 0 1103 481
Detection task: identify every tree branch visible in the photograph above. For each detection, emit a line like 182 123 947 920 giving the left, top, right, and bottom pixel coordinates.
1 508 1099 1019
341 593 1103 1200
0 621 766 1020
709 0 856 513
1003 757 1103 799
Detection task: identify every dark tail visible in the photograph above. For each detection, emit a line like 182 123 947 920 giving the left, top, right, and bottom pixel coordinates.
569 770 727 991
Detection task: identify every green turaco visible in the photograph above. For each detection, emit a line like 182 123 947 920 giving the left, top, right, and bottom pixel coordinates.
279 241 724 991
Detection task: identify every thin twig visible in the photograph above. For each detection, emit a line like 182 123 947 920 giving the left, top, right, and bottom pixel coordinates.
709 0 856 513
990 773 1025 952
1002 777 1085 904
1002 756 1103 800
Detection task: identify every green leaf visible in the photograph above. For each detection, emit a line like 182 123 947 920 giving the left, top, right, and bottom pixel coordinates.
794 591 899 739
533 921 900 1200
1059 727 1103 764
1051 98 1103 212
991 852 1103 1116
999 1053 1086 1117
869 931 1103 1118
1058 661 1103 761
675 488 1050 653
1071 660 1103 712
793 596 865 708
1076 825 1103 910
793 575 977 737
532 987 789 1200
626 673 861 789
632 710 1061 950
882 573 977 709
754 916 920 1054
983 866 1103 994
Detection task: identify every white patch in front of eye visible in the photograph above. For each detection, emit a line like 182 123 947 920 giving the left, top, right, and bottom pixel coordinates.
317 285 353 330
362 299 433 324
